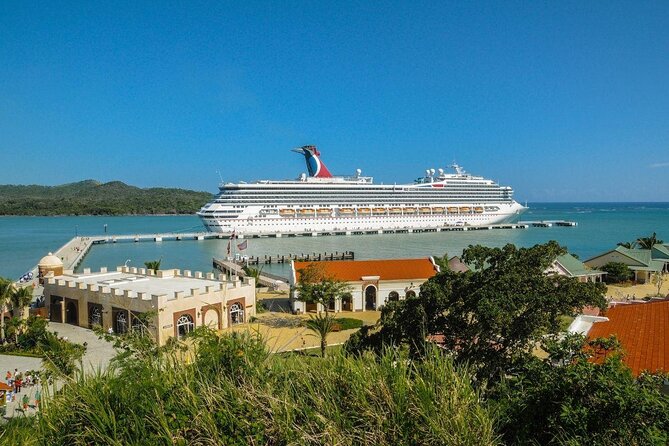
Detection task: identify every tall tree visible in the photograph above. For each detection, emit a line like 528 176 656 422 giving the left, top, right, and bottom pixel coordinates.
10 285 33 322
0 277 13 341
636 232 664 249
304 312 337 357
616 241 637 249
346 241 607 381
294 263 351 314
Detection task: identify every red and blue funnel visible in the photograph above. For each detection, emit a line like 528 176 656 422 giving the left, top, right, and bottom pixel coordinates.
292 145 333 178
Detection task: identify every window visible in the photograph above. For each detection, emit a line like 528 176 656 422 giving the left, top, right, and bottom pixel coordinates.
116 311 127 334
230 303 244 325
176 314 194 339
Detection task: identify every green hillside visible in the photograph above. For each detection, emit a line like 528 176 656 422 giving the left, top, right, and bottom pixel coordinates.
0 180 213 215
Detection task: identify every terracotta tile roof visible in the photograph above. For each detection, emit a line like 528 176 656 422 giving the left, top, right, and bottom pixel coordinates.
587 300 669 376
294 258 438 282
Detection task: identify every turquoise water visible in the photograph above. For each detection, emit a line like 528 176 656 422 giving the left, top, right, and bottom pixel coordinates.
1 203 667 280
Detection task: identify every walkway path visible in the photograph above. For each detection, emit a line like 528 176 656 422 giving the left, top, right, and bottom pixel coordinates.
48 322 117 373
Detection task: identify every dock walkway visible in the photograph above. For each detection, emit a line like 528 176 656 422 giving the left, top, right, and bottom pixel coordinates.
213 259 290 290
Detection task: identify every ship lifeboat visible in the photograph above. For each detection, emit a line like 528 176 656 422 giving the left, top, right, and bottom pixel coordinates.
298 208 315 216
372 207 387 214
317 208 332 215
485 206 499 212
338 208 354 215
419 207 431 214
357 207 371 215
279 209 295 216
447 207 459 214
459 207 471 213
432 207 445 214
474 207 484 213
403 207 417 214
389 207 403 214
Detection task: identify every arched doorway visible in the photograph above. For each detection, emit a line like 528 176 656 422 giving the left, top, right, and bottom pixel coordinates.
230 303 244 325
88 304 102 328
341 293 353 311
405 290 416 298
65 301 78 325
203 308 220 329
176 314 194 339
388 291 399 302
365 286 377 311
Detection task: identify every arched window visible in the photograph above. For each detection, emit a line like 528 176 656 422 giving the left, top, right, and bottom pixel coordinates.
388 291 399 302
116 311 127 334
176 314 194 339
89 306 102 327
341 293 353 311
405 290 416 298
230 303 244 325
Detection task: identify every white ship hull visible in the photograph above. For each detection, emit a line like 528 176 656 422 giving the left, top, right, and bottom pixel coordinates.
199 202 525 235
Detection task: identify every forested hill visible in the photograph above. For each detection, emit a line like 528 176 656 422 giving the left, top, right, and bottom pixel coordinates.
0 180 213 215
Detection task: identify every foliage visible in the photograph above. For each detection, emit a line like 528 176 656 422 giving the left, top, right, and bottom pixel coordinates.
601 261 634 283
492 334 669 445
0 180 212 216
346 241 607 382
10 285 33 321
294 263 351 313
143 259 161 272
0 276 12 339
616 241 637 249
332 317 363 331
636 232 664 249
0 331 496 446
242 265 264 288
431 252 450 271
304 312 337 357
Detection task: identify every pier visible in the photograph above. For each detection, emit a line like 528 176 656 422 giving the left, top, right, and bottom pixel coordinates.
518 220 578 228
212 259 290 290
238 251 354 265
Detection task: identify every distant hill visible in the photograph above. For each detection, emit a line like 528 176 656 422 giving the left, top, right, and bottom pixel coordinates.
0 180 213 215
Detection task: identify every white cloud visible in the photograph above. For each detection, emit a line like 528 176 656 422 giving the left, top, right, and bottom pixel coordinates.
649 162 669 168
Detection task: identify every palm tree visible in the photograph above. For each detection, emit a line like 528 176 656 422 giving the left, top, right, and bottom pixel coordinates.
304 312 336 357
616 241 637 249
0 278 13 341
636 232 664 249
10 285 33 322
144 259 162 273
242 265 264 288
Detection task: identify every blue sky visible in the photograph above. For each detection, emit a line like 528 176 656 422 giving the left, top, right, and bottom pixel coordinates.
1 1 668 201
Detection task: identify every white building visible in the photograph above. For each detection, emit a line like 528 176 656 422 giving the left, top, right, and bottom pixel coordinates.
289 258 439 313
44 266 256 345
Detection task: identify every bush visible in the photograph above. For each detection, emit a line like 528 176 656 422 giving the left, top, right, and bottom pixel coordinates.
2 331 496 445
601 262 634 283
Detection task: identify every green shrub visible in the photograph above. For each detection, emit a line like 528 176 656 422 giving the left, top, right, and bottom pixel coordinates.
601 262 633 283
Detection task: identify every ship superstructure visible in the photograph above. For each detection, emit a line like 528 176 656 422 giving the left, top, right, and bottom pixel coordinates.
197 146 526 235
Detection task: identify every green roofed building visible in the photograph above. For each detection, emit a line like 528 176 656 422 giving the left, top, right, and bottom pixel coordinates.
585 245 667 284
448 253 605 282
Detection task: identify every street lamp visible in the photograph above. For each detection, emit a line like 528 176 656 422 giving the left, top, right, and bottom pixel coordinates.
124 259 132 267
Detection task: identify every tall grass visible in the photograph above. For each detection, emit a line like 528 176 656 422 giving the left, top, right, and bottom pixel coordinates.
0 331 496 445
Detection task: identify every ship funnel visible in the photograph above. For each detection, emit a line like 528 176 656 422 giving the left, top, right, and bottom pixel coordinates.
292 145 333 178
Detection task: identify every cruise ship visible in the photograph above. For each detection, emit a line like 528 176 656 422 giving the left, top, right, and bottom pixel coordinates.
198 146 526 235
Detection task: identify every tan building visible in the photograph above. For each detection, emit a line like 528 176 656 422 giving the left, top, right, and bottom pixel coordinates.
585 246 664 283
290 258 440 313
44 266 256 345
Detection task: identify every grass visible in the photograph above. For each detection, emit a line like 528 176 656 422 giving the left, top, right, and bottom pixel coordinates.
0 331 497 446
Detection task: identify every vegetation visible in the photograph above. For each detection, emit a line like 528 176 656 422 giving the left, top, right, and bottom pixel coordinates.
347 242 607 381
616 240 637 249
601 261 634 283
651 271 665 296
242 265 264 287
0 331 496 445
294 263 351 313
636 232 664 249
304 312 337 357
493 334 669 445
0 277 11 339
0 180 212 215
143 259 162 273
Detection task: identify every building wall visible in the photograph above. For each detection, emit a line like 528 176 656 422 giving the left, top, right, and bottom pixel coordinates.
585 252 643 269
44 267 256 345
290 278 427 313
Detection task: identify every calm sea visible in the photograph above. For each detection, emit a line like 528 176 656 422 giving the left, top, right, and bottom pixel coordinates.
1 203 667 280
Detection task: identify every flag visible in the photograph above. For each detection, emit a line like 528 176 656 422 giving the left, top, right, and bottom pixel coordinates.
237 240 248 251
229 230 237 240
226 240 231 255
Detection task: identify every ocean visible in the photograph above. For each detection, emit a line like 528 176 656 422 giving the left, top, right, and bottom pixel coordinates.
1 203 667 281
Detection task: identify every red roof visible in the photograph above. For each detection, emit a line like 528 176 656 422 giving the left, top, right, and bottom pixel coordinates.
294 258 438 282
587 300 669 376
